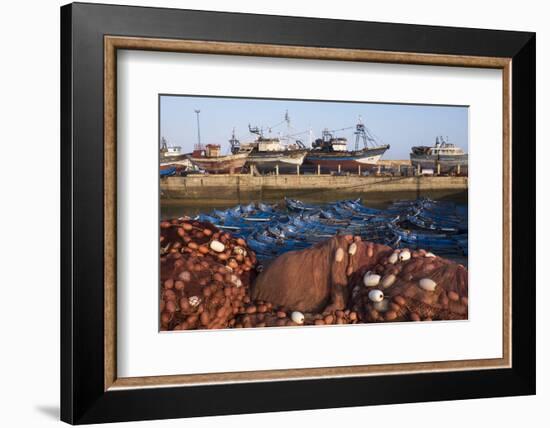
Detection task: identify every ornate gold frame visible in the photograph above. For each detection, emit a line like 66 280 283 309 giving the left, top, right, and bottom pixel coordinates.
104 36 512 391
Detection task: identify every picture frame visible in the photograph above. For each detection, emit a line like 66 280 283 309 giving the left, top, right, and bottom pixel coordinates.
61 2 535 424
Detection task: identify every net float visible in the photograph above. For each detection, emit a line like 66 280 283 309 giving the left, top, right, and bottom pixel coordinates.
393 295 406 306
368 289 384 303
209 240 225 253
163 289 176 301
381 274 396 288
385 310 397 321
388 252 399 264
230 274 243 288
399 250 411 261
291 311 305 325
419 278 437 291
335 247 345 262
348 242 357 255
233 246 246 256
363 273 381 287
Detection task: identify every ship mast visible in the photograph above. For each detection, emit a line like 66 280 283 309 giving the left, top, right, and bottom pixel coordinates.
354 116 379 150
229 127 240 153
160 136 168 151
194 109 203 150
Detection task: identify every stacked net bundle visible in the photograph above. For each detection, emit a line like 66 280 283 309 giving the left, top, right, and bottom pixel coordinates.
160 221 468 330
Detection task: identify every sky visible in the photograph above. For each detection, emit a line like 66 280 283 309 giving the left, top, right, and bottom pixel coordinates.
160 95 468 160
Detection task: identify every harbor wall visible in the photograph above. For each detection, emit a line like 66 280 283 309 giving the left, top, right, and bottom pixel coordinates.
160 175 468 202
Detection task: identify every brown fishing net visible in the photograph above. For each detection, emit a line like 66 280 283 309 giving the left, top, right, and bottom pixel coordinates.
160 219 256 330
348 247 468 322
160 221 468 331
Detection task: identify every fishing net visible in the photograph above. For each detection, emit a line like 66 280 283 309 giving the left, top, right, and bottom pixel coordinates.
160 221 468 331
160 219 257 330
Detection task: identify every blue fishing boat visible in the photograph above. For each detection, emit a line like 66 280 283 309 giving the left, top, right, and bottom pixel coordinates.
160 166 177 177
191 197 467 264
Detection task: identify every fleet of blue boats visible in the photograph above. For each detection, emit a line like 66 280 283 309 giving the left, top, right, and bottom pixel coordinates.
194 198 468 264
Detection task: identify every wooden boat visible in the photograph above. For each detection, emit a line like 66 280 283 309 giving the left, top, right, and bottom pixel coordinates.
188 144 249 174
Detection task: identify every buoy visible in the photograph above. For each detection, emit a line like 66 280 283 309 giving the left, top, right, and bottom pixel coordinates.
363 273 381 287
368 289 384 303
381 274 396 288
419 278 437 291
399 250 411 261
209 240 225 253
291 311 305 325
335 247 345 262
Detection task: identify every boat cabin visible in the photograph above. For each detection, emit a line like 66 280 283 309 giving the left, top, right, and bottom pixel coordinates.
411 137 465 157
205 144 221 157
160 137 183 158
257 138 283 152
428 143 465 156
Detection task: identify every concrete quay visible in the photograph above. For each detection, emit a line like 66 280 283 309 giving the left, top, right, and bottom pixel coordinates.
160 174 468 202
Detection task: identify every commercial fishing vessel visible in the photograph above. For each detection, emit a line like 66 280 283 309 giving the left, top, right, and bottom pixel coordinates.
230 111 309 173
305 119 390 172
188 143 249 174
159 137 194 176
409 136 467 174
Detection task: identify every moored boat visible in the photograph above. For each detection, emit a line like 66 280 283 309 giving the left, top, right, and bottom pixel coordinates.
230 112 309 173
305 119 390 172
188 143 249 174
410 136 468 174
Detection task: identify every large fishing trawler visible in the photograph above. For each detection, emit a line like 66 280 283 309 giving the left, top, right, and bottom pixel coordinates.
230 111 309 173
409 136 467 174
305 119 390 172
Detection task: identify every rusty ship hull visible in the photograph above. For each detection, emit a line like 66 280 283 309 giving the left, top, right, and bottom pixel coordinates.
188 152 249 174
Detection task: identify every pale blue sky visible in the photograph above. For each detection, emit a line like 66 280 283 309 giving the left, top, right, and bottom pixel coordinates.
160 95 468 160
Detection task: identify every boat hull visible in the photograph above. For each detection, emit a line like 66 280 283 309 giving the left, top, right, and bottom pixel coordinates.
246 150 308 173
189 153 249 174
305 146 389 172
410 153 468 173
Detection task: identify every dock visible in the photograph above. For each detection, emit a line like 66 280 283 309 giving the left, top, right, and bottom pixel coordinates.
160 174 468 202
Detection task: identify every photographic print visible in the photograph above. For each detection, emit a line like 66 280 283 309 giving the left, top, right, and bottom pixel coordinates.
159 95 469 331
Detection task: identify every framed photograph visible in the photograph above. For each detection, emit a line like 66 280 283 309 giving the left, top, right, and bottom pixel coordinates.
61 2 535 424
